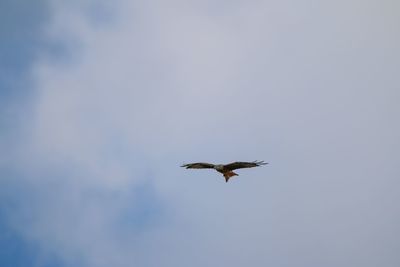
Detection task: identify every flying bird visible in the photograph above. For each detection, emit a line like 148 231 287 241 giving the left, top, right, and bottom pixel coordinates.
181 160 268 182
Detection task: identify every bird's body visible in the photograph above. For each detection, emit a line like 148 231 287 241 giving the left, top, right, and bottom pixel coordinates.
181 160 268 182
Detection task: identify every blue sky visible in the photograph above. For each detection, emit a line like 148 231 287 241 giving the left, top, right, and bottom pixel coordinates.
1 0 400 267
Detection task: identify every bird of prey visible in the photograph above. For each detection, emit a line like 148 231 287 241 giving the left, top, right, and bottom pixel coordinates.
181 160 268 182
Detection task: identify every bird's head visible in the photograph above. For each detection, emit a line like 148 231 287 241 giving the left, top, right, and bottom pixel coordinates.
214 164 224 171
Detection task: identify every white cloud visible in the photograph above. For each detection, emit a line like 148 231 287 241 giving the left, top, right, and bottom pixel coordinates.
3 0 400 266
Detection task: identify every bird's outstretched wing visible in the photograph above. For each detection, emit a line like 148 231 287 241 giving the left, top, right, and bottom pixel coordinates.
224 160 268 170
181 162 215 169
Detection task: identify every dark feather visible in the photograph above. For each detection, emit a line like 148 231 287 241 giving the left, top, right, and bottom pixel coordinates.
224 160 268 170
181 162 215 169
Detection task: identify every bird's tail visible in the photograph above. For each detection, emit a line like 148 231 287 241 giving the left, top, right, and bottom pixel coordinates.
224 171 238 182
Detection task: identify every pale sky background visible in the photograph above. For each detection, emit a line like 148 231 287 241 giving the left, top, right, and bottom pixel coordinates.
1 0 400 267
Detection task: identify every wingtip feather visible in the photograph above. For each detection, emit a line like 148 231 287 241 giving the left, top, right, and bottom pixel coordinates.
253 160 268 166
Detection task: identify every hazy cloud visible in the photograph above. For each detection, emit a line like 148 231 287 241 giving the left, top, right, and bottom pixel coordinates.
1 0 400 266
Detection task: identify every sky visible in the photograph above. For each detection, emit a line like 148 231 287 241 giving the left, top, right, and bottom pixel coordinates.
1 0 400 266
